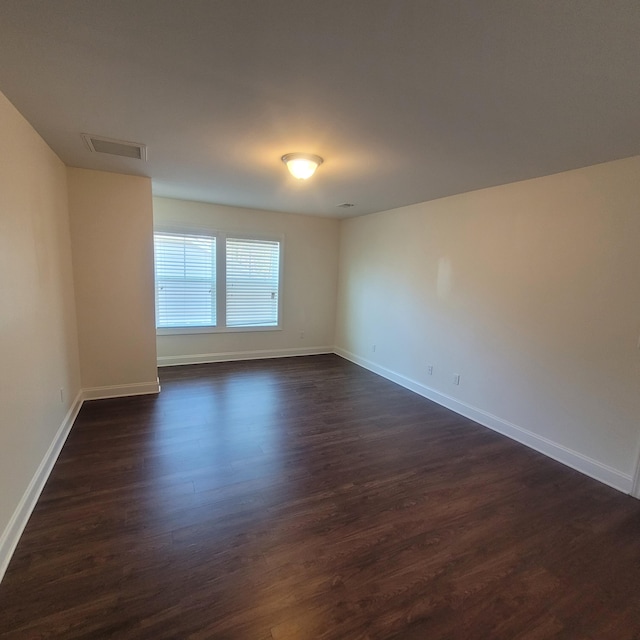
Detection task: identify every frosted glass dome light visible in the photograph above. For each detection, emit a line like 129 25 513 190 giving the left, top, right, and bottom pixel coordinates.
281 153 324 180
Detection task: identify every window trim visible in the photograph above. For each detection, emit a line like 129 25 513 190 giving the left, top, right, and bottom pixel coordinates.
154 226 284 335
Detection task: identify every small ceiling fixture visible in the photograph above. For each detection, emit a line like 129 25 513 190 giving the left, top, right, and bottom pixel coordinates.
281 153 323 180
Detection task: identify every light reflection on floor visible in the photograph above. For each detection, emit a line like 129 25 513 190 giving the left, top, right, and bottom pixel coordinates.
142 369 286 523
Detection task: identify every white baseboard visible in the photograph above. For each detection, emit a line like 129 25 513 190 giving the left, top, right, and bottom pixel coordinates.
0 390 84 583
0 376 165 583
631 454 640 499
2 349 633 586
334 347 633 495
82 378 161 400
157 346 333 367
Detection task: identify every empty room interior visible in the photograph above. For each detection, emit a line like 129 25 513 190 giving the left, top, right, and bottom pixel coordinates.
1 2 640 638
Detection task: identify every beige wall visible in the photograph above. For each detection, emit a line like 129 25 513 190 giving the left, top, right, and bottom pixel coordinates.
67 169 158 392
0 93 81 546
153 197 339 363
336 157 640 489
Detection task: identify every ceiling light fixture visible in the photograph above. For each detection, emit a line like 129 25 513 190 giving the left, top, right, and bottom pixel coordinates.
281 153 323 180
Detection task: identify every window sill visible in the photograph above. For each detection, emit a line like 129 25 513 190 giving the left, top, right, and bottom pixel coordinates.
157 325 282 336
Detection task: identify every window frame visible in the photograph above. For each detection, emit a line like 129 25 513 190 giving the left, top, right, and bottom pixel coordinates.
154 225 283 335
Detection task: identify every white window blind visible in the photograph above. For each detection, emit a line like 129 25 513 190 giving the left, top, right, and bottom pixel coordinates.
226 238 280 327
154 232 216 328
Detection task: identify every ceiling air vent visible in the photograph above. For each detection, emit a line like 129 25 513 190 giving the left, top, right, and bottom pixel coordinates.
337 203 355 208
81 134 147 160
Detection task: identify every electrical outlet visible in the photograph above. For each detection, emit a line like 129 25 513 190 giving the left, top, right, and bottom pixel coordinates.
453 374 460 385
59 388 64 403
299 331 304 339
372 344 377 352
427 365 433 375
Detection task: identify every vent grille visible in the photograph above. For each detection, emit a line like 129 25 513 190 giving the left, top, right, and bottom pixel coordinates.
337 203 355 208
81 134 147 160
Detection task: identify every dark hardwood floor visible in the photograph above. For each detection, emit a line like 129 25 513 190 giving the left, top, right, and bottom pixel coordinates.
1 354 640 639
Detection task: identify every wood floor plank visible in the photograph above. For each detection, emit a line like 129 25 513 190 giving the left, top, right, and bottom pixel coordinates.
1 354 640 639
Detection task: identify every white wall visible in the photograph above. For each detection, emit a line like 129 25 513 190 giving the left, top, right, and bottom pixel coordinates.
67 169 159 395
153 197 339 365
0 91 81 575
336 157 640 492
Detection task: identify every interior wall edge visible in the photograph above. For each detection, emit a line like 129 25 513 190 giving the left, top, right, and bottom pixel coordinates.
0 390 84 584
334 348 634 496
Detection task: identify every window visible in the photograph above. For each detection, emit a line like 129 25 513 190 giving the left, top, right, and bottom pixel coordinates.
154 232 216 328
226 237 280 327
153 229 281 333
